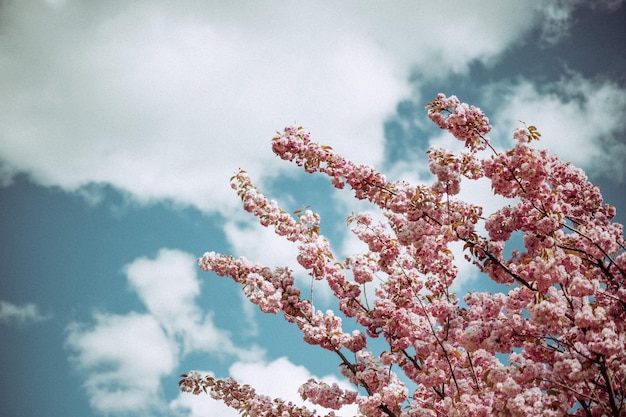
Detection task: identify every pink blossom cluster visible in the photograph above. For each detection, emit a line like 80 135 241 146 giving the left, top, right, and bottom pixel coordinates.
180 372 339 417
299 379 358 410
425 93 492 151
427 148 484 197
182 94 625 416
348 350 409 417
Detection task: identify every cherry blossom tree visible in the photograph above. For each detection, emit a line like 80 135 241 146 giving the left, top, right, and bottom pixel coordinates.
180 94 626 416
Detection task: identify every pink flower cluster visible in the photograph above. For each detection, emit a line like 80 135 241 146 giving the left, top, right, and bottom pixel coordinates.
180 372 339 417
425 93 492 151
299 379 358 410
182 94 625 417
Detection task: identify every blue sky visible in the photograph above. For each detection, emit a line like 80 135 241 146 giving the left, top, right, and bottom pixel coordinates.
1 1 625 416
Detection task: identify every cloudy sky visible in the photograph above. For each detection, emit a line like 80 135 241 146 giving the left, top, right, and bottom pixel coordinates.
1 1 625 416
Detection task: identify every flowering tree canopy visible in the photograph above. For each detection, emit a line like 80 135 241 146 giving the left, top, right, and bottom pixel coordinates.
180 94 626 416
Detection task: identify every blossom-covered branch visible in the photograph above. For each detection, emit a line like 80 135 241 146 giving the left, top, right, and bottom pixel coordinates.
181 94 625 416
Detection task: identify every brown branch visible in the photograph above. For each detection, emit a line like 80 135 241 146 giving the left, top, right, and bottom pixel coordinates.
597 355 620 417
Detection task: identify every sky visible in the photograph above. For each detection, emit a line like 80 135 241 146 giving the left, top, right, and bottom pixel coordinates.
1 1 625 416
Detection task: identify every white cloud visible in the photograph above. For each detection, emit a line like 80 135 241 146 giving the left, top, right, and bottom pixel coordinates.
487 75 626 179
518 0 625 46
125 248 261 359
66 248 264 416
0 300 50 325
170 384 237 417
65 312 177 416
0 1 407 215
535 0 579 45
223 220 301 270
0 0 586 216
590 0 625 10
